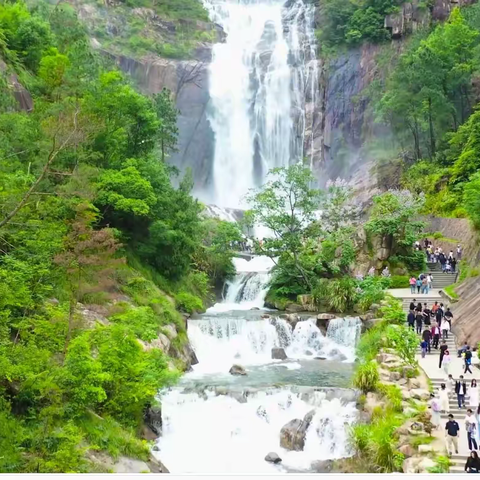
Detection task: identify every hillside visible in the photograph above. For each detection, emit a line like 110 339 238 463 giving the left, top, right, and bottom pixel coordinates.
0 0 240 472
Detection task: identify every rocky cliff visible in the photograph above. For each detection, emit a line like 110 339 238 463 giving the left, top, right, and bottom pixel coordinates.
317 0 479 201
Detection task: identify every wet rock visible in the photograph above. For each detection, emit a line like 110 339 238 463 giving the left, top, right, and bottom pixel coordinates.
229 364 247 376
329 349 347 362
310 460 334 473
305 350 313 356
144 404 162 436
285 303 303 313
317 313 336 320
250 307 260 310
314 356 327 360
257 406 269 423
398 444 415 458
279 410 315 451
285 314 299 330
271 347 288 360
261 314 270 319
265 452 282 464
230 391 247 404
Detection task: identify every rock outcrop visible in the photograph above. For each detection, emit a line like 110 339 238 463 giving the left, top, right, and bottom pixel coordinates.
229 364 247 376
279 410 315 451
271 347 288 360
0 58 33 112
451 276 480 345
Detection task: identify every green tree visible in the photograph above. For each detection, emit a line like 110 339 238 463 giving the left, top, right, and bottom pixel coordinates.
463 172 480 229
246 164 321 290
153 88 179 162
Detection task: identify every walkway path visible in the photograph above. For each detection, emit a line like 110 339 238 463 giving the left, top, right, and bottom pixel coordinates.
390 286 478 473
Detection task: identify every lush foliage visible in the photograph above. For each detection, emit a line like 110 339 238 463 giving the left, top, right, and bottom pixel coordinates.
317 0 403 48
353 361 380 393
366 190 426 270
0 2 236 472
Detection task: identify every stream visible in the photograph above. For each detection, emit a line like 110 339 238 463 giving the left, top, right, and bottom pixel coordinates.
154 258 361 473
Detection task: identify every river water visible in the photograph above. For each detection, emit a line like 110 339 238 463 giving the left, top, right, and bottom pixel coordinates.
154 258 361 473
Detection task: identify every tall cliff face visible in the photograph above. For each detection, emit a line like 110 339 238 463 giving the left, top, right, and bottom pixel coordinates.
316 0 479 202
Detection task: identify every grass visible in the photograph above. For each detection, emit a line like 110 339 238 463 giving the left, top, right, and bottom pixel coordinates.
443 284 459 299
78 414 150 461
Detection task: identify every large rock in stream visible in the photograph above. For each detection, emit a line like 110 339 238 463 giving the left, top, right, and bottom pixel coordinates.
229 364 247 376
271 347 288 360
279 410 315 451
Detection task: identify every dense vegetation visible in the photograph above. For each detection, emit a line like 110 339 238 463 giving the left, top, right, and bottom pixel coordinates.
317 0 407 48
364 5 480 230
0 1 238 472
247 166 425 311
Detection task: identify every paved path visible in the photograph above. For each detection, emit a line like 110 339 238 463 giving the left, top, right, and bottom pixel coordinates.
390 286 478 472
416 335 479 473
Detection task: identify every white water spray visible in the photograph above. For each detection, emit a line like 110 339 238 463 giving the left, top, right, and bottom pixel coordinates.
156 388 357 473
203 0 320 208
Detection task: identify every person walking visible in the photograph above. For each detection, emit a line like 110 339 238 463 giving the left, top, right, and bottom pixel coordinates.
443 350 452 376
448 374 456 396
456 376 468 408
459 341 470 358
409 276 417 294
422 328 432 353
423 303 431 326
407 310 415 330
427 272 433 291
409 299 416 311
416 277 422 294
439 383 450 413
442 319 450 340
421 276 429 294
416 311 423 335
430 393 442 429
445 308 453 328
465 451 480 473
457 244 462 260
436 304 444 328
451 257 457 273
476 406 480 443
470 380 479 409
466 409 479 451
439 340 449 368
445 414 460 456
421 339 428 358
465 347 474 375
432 323 441 349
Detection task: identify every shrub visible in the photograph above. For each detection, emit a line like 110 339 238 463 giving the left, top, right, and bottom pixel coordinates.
379 296 404 324
353 360 380 393
389 275 408 289
313 276 357 312
385 324 418 367
174 291 203 313
356 276 390 312
356 321 387 361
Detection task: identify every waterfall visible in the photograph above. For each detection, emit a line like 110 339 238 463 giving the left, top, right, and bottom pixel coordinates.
203 0 320 208
187 317 359 373
326 317 362 350
155 387 357 473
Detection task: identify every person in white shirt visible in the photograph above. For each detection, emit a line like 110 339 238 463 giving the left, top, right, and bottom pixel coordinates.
470 380 479 409
427 273 433 291
465 409 479 451
443 350 452 376
439 384 450 413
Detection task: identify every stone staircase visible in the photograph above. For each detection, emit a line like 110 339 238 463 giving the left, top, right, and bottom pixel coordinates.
426 262 458 289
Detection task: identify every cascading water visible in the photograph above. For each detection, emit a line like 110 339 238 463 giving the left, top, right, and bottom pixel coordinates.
203 0 320 208
156 388 358 473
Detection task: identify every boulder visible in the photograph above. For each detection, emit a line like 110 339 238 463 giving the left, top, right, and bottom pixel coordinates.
403 456 421 474
329 349 347 362
402 366 416 378
409 378 422 389
285 303 303 313
410 389 430 401
314 356 327 360
400 388 411 400
250 307 260 310
359 312 375 321
418 444 433 453
398 378 408 386
271 347 288 360
285 314 299 330
410 421 424 431
113 457 152 473
399 444 415 458
265 452 282 464
389 371 401 381
417 457 436 473
408 428 424 436
163 324 178 339
317 313 336 320
261 314 270 319
279 410 315 451
229 364 247 376
310 460 334 473
144 404 163 436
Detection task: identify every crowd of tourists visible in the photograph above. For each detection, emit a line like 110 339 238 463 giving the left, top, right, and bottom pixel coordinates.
410 297 480 471
415 238 462 273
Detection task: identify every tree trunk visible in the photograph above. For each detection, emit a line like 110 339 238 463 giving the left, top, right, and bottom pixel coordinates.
428 98 435 158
